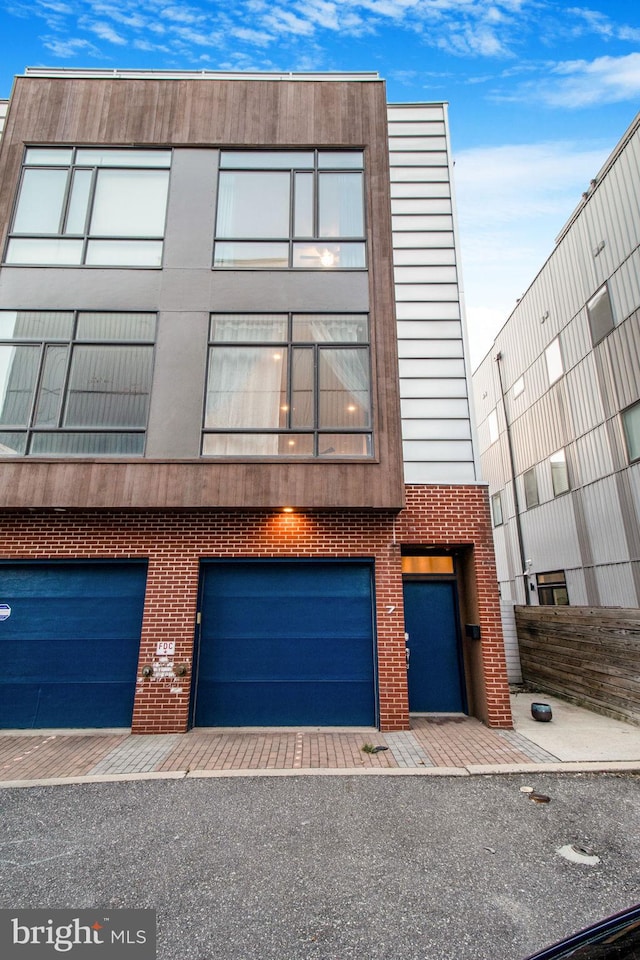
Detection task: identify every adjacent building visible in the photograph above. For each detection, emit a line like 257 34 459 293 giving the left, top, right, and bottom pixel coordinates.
473 109 640 682
0 68 510 733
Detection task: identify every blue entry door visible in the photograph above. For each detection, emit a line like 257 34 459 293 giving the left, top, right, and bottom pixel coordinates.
0 561 147 728
403 579 465 713
194 561 376 726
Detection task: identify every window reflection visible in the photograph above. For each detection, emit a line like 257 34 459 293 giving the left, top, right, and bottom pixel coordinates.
203 313 372 457
214 151 365 269
6 148 170 267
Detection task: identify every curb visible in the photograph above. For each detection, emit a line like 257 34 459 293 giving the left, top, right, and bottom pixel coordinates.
1 761 639 789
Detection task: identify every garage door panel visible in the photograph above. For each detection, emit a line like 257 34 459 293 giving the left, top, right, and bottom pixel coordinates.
195 561 376 726
0 562 146 729
210 633 374 682
6 636 140 682
209 597 371 640
199 680 374 727
2 597 149 642
3 681 137 729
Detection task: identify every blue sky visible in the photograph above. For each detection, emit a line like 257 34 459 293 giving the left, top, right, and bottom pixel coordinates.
1 0 640 365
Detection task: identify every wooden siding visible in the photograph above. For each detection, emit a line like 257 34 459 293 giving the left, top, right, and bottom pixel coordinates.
516 605 640 724
0 76 404 510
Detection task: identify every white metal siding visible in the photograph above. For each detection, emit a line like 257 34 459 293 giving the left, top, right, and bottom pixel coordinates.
499 602 522 683
389 102 477 483
472 111 640 610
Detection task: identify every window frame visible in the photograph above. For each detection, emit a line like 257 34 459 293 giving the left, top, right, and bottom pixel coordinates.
550 448 570 497
537 570 569 606
488 409 499 445
0 310 156 457
622 399 640 463
202 312 374 459
491 491 503 527
586 283 615 345
523 467 539 509
4 147 171 268
545 337 564 385
213 150 367 270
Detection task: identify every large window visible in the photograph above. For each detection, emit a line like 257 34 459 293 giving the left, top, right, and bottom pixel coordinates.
5 149 171 267
0 310 155 456
203 313 372 457
213 151 366 269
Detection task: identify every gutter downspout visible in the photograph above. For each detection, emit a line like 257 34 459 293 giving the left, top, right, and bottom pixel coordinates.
495 351 530 605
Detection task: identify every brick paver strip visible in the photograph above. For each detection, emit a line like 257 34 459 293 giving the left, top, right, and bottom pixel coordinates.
497 729 560 763
409 716 534 767
384 731 434 767
89 735 182 774
0 735 127 780
0 717 566 782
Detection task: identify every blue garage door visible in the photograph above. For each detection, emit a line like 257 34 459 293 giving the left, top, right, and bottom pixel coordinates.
0 561 147 728
194 561 376 726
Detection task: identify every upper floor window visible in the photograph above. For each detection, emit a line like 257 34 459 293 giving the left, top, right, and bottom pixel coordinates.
0 310 155 456
213 151 366 269
488 409 499 444
523 467 539 509
545 337 563 385
550 448 570 496
5 148 171 267
587 283 614 345
491 491 503 527
622 400 640 463
203 312 372 457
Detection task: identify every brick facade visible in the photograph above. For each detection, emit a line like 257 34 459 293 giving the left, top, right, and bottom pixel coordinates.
0 483 512 733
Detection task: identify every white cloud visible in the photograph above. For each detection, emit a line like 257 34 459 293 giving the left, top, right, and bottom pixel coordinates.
41 35 102 57
82 19 128 44
262 7 316 36
231 27 275 46
543 52 640 107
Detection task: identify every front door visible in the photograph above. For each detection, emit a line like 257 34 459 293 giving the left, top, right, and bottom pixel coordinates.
403 579 466 713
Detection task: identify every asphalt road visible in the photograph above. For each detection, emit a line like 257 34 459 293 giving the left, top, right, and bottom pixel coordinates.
1 773 639 960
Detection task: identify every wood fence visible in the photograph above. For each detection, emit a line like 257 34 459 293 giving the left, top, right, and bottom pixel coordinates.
515 605 640 725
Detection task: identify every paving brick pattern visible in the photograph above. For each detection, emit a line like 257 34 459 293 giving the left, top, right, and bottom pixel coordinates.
384 731 433 767
0 715 554 782
89 735 182 774
0 734 127 780
409 716 535 767
497 729 560 763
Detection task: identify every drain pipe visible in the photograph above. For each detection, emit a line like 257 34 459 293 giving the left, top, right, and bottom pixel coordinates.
495 351 530 605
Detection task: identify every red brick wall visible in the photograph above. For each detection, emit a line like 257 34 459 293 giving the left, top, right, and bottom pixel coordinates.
0 484 512 732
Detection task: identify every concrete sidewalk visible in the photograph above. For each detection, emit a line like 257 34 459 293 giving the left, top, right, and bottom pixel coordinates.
1 692 639 787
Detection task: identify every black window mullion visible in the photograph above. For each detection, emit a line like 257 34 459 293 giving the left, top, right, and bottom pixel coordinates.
57 318 79 428
25 342 48 431
81 167 99 263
